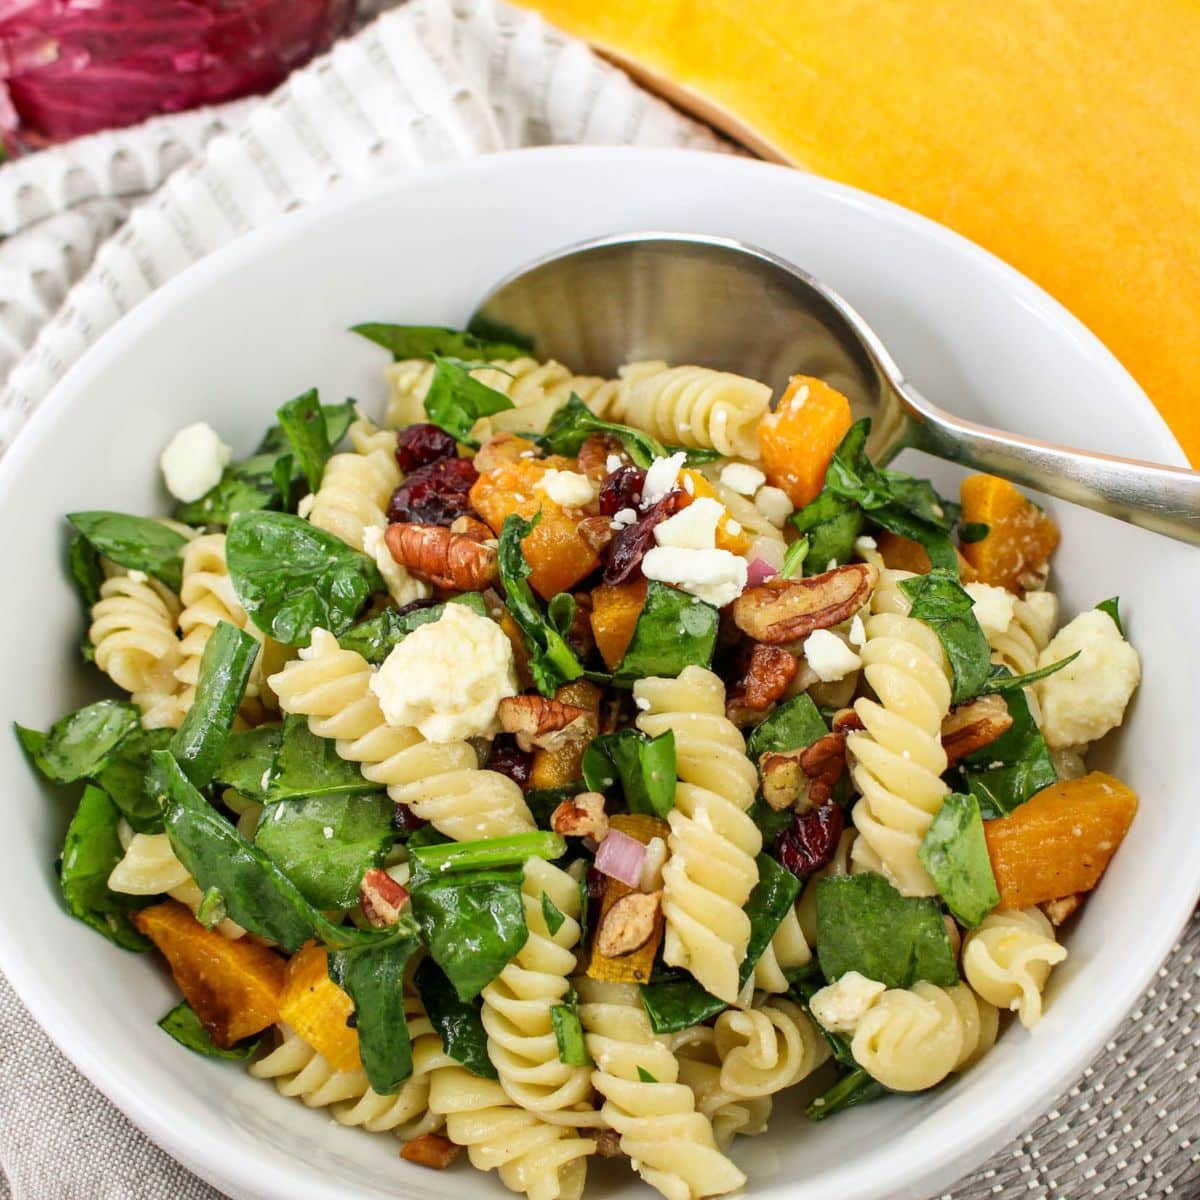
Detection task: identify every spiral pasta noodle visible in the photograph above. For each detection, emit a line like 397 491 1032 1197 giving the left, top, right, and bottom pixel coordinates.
576 978 745 1200
481 858 597 1124
634 665 762 1004
848 571 953 896
713 996 831 1099
672 1026 772 1150
986 590 1058 677
962 907 1067 1028
307 418 401 555
268 629 533 840
752 905 812 994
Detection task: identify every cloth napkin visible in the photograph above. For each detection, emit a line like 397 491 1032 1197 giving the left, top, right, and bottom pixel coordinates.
0 2 1197 1198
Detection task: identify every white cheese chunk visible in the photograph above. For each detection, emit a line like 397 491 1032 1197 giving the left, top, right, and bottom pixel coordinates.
611 507 638 530
369 603 518 742
848 614 867 648
753 485 793 529
719 462 766 495
809 971 886 1033
965 581 1016 637
537 468 596 509
159 422 232 503
362 524 432 607
803 628 862 682
641 451 687 507
653 497 724 550
606 454 624 474
641 546 748 608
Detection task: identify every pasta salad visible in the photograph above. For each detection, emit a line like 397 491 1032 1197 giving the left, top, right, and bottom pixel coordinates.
18 323 1142 1199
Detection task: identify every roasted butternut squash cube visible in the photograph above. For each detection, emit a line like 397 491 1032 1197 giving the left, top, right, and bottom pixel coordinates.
758 376 854 508
277 941 360 1072
959 474 1060 592
530 680 602 790
589 578 648 671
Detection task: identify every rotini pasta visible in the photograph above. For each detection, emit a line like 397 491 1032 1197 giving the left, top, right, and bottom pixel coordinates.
985 590 1059 677
672 1026 772 1149
268 628 533 840
634 665 762 1004
713 996 831 1099
752 904 812 994
962 907 1067 1028
307 417 401 555
577 978 746 1200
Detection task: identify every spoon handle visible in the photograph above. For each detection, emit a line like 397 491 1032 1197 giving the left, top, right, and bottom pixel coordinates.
908 391 1200 546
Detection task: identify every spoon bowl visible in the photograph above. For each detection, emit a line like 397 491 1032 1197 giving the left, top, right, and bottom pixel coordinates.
471 232 1200 544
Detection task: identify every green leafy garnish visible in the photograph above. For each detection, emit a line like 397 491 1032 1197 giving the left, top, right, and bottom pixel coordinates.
422 357 516 446
541 892 567 937
1096 596 1123 634
275 389 334 493
613 581 719 683
22 700 140 784
158 1001 262 1059
338 593 487 665
538 394 719 467
636 1066 658 1083
550 992 592 1067
95 727 174 833
269 716 384 802
917 792 1000 927
745 693 828 763
213 726 283 801
779 537 810 580
408 831 566 876
66 512 190 592
899 569 991 704
976 652 1080 694
227 511 382 646
806 1067 885 1121
67 533 104 609
195 887 227 931
958 521 990 544
792 489 865 575
582 729 676 818
815 872 958 988
351 323 528 362
414 958 497 1079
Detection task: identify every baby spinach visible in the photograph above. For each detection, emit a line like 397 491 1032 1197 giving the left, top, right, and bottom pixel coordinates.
551 990 592 1067
613 582 719 683
541 892 567 937
59 785 150 951
917 792 1000 927
169 621 259 788
525 782 587 830
792 490 865 575
351 322 527 362
976 652 1079 694
422 357 516 445
582 729 676 818
636 1066 658 1083
214 726 283 801
900 569 991 704
408 831 565 877
815 872 958 988
158 1001 262 1060
67 533 104 608
67 512 190 593
254 792 393 909
748 798 794 845
958 521 990 544
329 934 420 1094
1096 596 1123 634
806 1067 886 1122
413 958 497 1079
269 715 381 801
195 887 227 930
276 389 334 493
641 855 801 1033
745 693 828 762
227 511 382 646
497 512 583 695
95 727 174 833
959 680 1056 817
23 700 140 784
339 593 486 665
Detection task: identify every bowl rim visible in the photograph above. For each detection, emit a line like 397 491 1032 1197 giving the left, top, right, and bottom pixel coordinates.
0 144 1194 1200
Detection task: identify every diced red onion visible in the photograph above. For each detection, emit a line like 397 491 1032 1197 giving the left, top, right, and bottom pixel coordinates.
746 556 779 586
593 828 646 888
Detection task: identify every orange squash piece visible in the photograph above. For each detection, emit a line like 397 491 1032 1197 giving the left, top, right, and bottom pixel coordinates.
530 680 602 790
678 469 753 555
134 900 286 1048
277 941 360 1072
959 474 1060 592
876 531 978 582
757 376 854 508
984 772 1138 910
469 456 600 599
590 578 648 671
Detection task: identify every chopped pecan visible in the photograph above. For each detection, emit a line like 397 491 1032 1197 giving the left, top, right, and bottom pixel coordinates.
594 1129 625 1159
831 707 865 734
551 791 609 841
759 731 846 812
385 522 498 591
727 645 799 724
595 890 661 958
732 563 878 644
473 432 540 473
1041 893 1083 926
941 694 1013 766
360 868 409 928
449 514 494 542
759 750 806 811
400 1132 461 1169
799 731 848 807
577 433 629 482
499 695 591 752
578 514 616 554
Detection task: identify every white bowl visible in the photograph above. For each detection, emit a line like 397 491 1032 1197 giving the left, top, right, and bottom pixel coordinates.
0 147 1195 1200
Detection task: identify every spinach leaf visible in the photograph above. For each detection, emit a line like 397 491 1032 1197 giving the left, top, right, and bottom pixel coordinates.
497 512 583 696
195 886 226 930
551 992 591 1067
158 1001 262 1060
68 533 104 608
960 679 1056 817
636 1066 658 1083
339 593 487 665
641 855 801 1033
1096 596 1123 634
525 782 587 829
276 389 334 493
900 569 991 704
413 957 497 1078
745 693 827 762
408 831 565 876
13 724 45 768
227 511 382 646
917 792 999 927
958 521 990 544
329 935 419 1094
748 797 794 845
976 652 1079 694
26 700 140 784
269 715 383 801
806 1068 886 1121
410 865 528 1001
422 357 515 446
254 792 393 909
214 726 283 801
614 581 718 683
792 489 865 575
541 892 566 937
815 872 958 988
95 727 174 833
582 729 676 818
59 785 150 950
779 537 810 580
67 512 189 593
169 621 259 788
351 323 527 362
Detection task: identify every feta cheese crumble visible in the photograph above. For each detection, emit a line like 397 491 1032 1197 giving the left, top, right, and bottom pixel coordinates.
641 496 748 607
612 507 638 529
537 468 596 509
653 497 724 549
848 614 867 648
159 421 232 503
965 582 1016 637
641 451 687 507
606 454 624 474
753 485 793 529
369 603 518 742
719 462 767 495
803 628 862 682
809 971 886 1033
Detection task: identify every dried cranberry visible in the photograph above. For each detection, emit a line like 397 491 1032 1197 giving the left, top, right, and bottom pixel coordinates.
396 423 458 473
602 488 687 585
775 802 845 880
387 457 478 526
392 803 427 835
486 734 533 790
585 866 607 918
598 465 646 517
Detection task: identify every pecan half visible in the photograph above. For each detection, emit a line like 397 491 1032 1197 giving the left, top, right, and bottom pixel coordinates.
449 514 494 542
759 731 846 811
499 695 591 752
732 563 878 644
400 1133 461 1169
577 433 628 482
1041 893 1083 926
799 731 847 807
595 890 661 958
941 694 1013 766
727 645 799 724
385 522 498 591
360 868 409 928
831 707 865 734
551 791 609 841
578 514 616 554
473 432 539 473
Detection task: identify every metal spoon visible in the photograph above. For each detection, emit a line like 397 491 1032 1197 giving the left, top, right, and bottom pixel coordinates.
470 232 1200 546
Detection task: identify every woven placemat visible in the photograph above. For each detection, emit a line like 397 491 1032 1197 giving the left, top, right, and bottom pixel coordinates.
0 2 1196 1196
